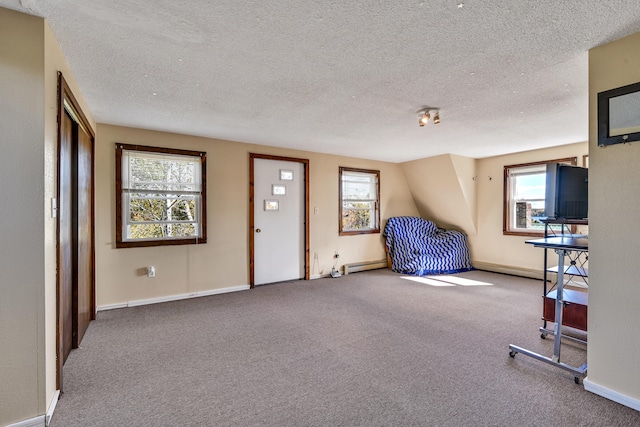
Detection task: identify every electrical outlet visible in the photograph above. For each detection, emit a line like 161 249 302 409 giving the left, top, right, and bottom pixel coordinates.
314 252 318 259
147 266 156 278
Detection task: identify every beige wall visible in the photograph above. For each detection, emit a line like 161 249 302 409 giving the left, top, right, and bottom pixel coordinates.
587 32 640 406
6 3 639 420
95 124 420 308
43 19 96 419
399 144 588 277
0 9 45 425
450 154 478 234
95 122 590 307
473 143 588 275
400 154 477 235
0 7 95 425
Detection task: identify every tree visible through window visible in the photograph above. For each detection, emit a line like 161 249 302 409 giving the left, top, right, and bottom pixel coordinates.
116 144 207 248
339 167 380 235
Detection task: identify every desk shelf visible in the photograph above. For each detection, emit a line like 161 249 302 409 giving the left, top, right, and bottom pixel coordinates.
541 219 589 317
543 289 588 331
546 265 588 277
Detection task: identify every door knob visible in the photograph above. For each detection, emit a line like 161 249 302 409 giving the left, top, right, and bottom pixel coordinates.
256 228 261 233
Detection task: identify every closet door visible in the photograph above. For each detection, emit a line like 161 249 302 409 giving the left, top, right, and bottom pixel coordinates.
74 125 94 346
58 110 74 366
57 73 95 391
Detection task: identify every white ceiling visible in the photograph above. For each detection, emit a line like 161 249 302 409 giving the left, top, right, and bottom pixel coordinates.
4 1 640 162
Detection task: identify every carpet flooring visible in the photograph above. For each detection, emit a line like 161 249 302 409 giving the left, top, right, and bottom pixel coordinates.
50 269 640 426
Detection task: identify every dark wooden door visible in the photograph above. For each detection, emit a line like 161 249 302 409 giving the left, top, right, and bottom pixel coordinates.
57 102 95 393
57 73 96 392
59 111 74 366
74 125 94 346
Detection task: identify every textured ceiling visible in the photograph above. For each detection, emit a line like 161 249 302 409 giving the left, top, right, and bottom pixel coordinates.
4 1 640 162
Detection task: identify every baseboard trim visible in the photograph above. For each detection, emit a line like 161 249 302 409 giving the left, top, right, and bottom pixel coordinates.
45 390 60 426
472 261 542 280
584 378 640 411
310 274 331 279
7 415 45 427
97 285 250 311
97 302 128 311
195 286 250 297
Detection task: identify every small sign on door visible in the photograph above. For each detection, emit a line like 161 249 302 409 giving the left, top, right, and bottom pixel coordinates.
264 200 279 211
272 184 286 195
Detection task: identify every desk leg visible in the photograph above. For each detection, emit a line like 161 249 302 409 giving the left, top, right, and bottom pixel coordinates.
508 247 587 383
552 248 566 362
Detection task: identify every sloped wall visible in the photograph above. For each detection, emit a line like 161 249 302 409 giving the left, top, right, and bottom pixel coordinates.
400 154 477 235
450 154 478 233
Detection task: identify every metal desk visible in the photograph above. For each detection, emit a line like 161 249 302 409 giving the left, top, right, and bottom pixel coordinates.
509 236 588 383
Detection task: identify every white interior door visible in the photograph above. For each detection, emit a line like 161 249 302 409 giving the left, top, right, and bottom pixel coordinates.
253 158 305 285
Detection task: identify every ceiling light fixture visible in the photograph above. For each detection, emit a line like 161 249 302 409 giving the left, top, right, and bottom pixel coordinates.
417 108 440 127
419 111 431 127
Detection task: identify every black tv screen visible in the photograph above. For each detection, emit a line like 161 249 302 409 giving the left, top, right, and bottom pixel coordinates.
544 163 588 219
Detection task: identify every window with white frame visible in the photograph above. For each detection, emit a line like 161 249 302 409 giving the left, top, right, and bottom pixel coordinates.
339 167 380 235
503 157 576 236
116 143 207 248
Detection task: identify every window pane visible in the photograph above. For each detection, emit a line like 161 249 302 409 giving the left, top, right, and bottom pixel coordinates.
509 170 546 232
129 194 197 222
125 154 200 192
342 202 373 230
128 223 197 240
513 173 545 201
512 200 545 230
342 174 376 201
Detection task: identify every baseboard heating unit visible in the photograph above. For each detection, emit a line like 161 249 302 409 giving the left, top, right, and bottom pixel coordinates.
343 259 387 275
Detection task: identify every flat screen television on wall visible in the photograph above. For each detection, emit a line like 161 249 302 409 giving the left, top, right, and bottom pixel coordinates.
544 163 588 220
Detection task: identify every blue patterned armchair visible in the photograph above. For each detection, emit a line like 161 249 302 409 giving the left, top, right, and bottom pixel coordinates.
383 216 472 275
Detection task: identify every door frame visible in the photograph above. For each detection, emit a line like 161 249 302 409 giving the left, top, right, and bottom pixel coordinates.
249 153 310 288
56 73 96 391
